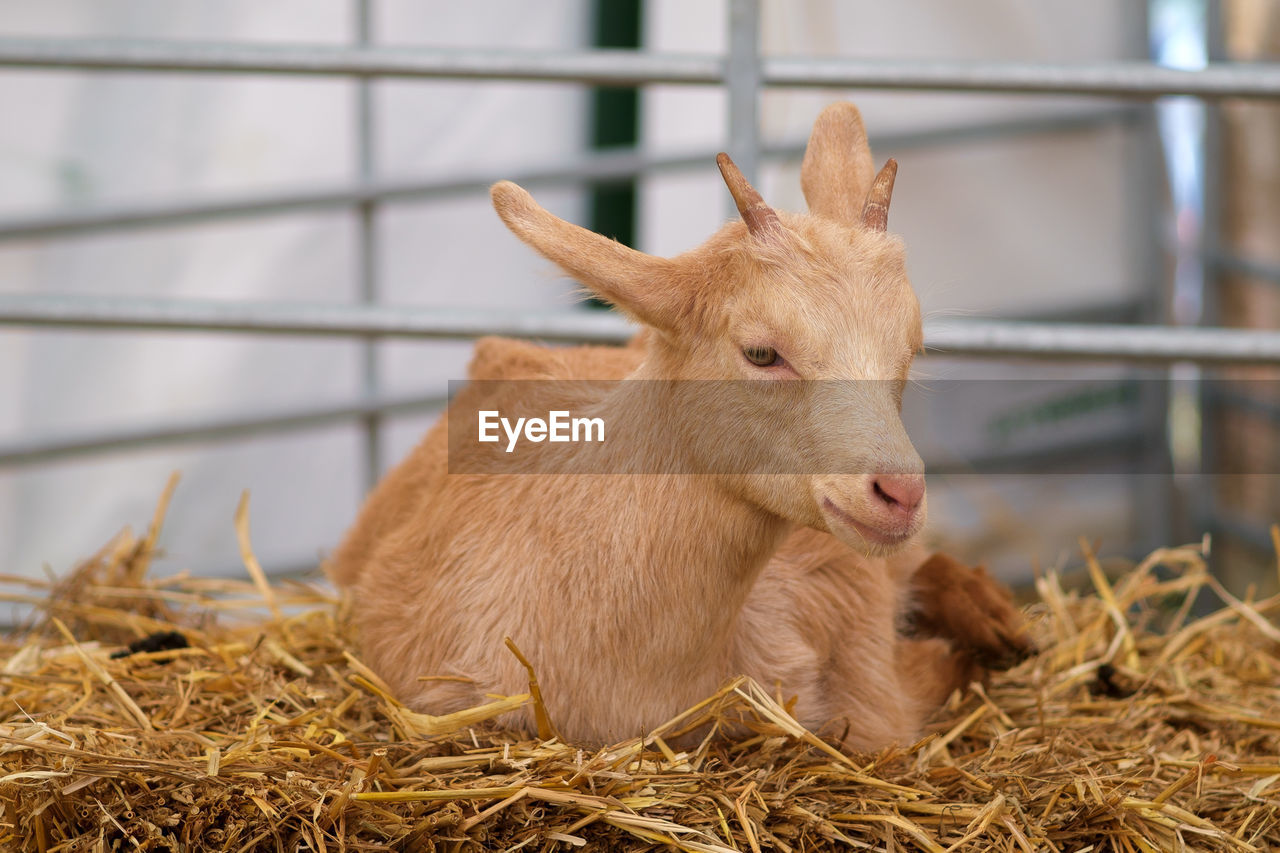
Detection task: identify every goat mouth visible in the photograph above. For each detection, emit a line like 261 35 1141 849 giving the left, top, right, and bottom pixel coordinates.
821 497 914 547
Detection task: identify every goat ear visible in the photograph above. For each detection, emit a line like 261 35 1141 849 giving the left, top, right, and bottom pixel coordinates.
800 102 876 227
491 181 682 330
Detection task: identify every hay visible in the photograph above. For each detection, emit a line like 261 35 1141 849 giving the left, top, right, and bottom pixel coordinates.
2 488 1279 851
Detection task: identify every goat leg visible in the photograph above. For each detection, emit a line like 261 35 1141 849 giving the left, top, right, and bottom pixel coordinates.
904 552 1036 671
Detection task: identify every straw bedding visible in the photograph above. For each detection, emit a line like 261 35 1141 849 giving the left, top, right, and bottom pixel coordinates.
2 485 1278 852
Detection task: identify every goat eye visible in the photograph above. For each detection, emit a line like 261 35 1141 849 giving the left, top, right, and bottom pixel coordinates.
743 345 779 367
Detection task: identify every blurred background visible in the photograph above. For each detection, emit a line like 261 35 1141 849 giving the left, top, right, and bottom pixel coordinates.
0 0 1277 607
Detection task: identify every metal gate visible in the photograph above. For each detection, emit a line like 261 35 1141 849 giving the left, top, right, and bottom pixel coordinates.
0 0 1277 580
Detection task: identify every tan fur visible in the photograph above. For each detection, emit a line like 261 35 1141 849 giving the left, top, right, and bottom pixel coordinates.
329 103 1031 752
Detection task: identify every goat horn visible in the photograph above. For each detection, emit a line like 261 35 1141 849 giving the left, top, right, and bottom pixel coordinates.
860 158 898 233
716 152 780 237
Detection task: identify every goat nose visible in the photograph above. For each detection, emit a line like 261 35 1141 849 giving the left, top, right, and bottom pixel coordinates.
872 474 924 512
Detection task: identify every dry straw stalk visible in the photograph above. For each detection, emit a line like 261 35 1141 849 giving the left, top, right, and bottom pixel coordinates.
1 486 1278 851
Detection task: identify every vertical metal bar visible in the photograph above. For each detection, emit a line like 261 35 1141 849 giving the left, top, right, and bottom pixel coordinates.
356 0 382 490
1128 1 1173 556
1197 0 1226 546
1151 0 1213 547
726 0 762 196
1202 0 1226 323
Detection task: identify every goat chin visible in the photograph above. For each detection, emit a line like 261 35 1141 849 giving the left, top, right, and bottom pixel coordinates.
328 101 1032 752
820 499 925 554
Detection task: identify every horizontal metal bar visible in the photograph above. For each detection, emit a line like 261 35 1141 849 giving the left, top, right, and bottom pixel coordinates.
764 57 1280 99
0 107 1140 242
0 391 446 468
6 293 1280 365
0 38 1277 99
0 293 637 343
1211 250 1280 285
1206 385 1280 424
0 148 723 242
1207 513 1276 555
925 428 1150 477
924 321 1280 365
0 38 723 84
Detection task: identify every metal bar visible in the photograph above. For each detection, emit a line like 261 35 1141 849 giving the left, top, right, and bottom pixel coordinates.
923 321 1280 365
0 107 1139 242
2 38 1280 99
0 293 637 342
0 39 724 84
1194 0 1226 540
1124 1 1170 555
0 391 446 469
354 0 382 489
1207 513 1276 554
725 0 761 184
762 56 1280 99
8 293 1280 364
1211 250 1280 285
1208 385 1280 423
925 428 1151 477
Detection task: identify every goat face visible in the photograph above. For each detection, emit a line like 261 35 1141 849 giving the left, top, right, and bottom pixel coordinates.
692 208 926 555
490 102 926 555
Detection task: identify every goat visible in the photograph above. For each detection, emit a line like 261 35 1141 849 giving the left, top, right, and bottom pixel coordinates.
329 102 1033 751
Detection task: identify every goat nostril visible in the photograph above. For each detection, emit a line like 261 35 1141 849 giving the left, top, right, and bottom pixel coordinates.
872 475 924 512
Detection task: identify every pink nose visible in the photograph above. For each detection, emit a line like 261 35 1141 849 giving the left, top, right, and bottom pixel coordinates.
872 474 925 513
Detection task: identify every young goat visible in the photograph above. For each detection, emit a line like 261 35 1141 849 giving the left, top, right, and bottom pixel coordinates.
330 102 1032 751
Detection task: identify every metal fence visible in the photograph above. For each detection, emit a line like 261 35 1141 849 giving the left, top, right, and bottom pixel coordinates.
1 1 1278 558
